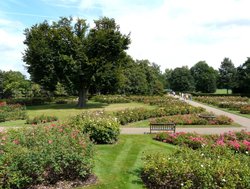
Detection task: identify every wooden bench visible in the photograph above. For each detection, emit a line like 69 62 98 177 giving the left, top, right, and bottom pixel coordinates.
149 123 176 134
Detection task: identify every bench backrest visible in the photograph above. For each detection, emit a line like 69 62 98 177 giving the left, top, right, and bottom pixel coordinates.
150 123 176 133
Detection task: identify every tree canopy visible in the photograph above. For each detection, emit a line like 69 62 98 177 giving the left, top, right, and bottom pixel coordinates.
169 66 195 92
233 57 250 94
23 17 130 107
218 58 236 94
191 61 217 93
0 70 30 98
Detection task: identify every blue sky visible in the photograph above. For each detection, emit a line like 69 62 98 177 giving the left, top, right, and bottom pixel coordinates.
1 0 250 76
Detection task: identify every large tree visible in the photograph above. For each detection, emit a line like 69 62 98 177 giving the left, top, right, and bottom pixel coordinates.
169 66 195 92
218 58 236 94
191 61 217 93
23 17 130 107
233 57 250 94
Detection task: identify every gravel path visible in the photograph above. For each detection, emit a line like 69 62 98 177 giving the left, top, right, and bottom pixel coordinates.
121 99 250 135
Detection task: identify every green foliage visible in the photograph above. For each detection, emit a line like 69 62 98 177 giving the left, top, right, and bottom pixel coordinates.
5 97 52 106
155 130 250 153
91 95 131 104
115 106 204 125
169 66 195 92
23 17 130 107
69 112 120 144
150 114 233 125
0 124 94 188
194 96 250 113
218 58 236 93
234 57 250 93
54 82 68 96
191 61 217 93
107 58 165 95
1 70 30 99
142 147 250 189
0 103 27 122
26 114 58 124
114 108 151 125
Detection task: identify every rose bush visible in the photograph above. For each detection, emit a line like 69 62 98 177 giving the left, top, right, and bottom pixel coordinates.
0 124 94 189
26 114 58 124
68 111 120 144
0 103 27 122
142 147 250 189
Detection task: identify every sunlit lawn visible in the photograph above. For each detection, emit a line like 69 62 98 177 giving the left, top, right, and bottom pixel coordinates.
0 101 155 127
79 134 175 189
214 89 232 94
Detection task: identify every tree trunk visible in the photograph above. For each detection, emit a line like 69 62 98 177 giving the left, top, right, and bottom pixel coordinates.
77 87 88 108
227 88 229 94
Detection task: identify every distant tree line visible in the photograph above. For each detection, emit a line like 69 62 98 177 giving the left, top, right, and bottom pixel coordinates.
166 57 250 94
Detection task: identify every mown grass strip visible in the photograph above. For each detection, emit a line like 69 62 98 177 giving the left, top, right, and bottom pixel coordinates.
82 135 175 189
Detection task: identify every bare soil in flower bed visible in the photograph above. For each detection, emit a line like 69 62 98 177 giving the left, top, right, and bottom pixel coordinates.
30 175 97 189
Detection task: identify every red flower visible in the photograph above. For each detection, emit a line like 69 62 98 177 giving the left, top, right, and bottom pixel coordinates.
13 139 20 145
228 140 241 150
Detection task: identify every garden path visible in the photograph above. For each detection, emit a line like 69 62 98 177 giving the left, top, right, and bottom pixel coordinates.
121 99 250 135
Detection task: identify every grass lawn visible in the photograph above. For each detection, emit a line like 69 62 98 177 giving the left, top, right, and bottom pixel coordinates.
194 101 250 119
124 119 241 128
80 134 175 189
214 89 232 94
0 101 155 127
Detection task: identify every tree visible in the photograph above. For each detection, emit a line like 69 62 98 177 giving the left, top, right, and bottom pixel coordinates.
2 71 30 98
0 70 3 98
191 61 217 93
54 82 68 96
218 58 236 94
163 68 173 89
23 17 130 107
136 60 164 95
233 57 250 94
169 66 195 92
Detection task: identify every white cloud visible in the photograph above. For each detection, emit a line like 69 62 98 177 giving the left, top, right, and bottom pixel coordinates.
0 19 27 75
75 0 250 71
2 0 250 75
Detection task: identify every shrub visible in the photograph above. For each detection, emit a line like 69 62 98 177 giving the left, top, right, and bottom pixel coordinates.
156 130 250 154
150 113 233 126
0 103 27 122
214 115 233 125
5 97 53 106
91 95 131 104
55 100 68 104
26 114 58 124
0 124 94 188
69 112 120 144
142 147 250 189
115 106 204 125
240 105 250 114
114 108 151 125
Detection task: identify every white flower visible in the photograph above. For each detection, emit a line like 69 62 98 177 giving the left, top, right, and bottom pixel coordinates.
201 164 204 168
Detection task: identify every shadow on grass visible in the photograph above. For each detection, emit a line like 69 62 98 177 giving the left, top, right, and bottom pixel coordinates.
129 168 144 186
26 101 108 110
